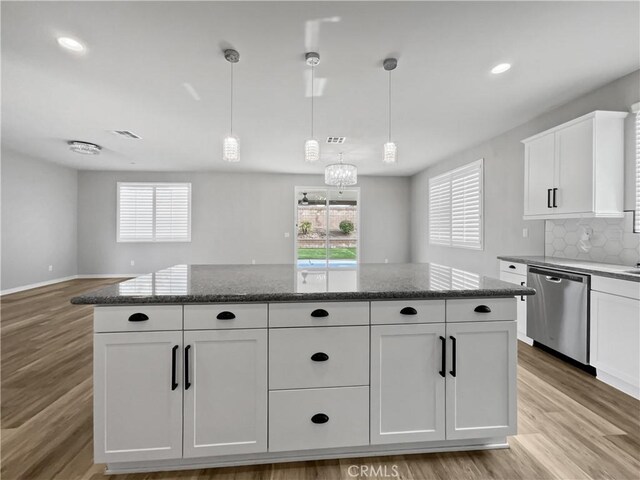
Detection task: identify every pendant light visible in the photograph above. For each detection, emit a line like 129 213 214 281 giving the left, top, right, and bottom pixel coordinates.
383 57 398 164
223 49 240 162
325 152 357 192
304 52 320 162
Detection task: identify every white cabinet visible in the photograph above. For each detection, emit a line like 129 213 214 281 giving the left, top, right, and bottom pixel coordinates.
522 111 626 219
94 331 183 463
590 277 640 399
445 321 517 440
370 323 446 444
183 329 267 458
499 261 531 344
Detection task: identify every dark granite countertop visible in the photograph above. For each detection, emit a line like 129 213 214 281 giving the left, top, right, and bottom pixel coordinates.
70 263 536 305
498 255 640 282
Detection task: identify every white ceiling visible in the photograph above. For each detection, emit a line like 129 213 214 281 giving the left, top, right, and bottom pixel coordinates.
2 1 638 176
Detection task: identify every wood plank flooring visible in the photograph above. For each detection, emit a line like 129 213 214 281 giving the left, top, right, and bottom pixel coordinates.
2 279 639 480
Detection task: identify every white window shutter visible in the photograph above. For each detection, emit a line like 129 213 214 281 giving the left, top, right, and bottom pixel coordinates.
429 176 452 246
635 111 640 232
155 184 191 242
117 184 154 241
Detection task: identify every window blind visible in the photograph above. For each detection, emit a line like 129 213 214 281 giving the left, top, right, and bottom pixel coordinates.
636 110 640 232
117 183 191 242
429 159 483 250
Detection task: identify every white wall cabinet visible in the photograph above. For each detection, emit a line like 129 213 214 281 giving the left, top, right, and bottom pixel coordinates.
93 331 183 463
445 321 517 440
590 277 640 399
370 323 446 444
522 111 626 220
183 329 268 458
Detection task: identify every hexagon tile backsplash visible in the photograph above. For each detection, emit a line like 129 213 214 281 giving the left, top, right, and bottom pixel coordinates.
545 212 640 266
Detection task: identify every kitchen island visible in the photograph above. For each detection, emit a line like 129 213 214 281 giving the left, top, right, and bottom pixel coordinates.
72 263 535 475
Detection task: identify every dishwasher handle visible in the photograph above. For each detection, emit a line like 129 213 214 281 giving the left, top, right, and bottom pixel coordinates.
545 276 562 283
528 266 589 284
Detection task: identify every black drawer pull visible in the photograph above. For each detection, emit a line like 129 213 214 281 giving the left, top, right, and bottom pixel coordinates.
552 188 558 208
311 352 329 362
311 413 329 424
449 336 457 377
520 282 526 302
310 309 329 318
508 265 516 269
474 305 492 313
547 188 552 209
128 313 149 322
171 345 179 391
439 336 446 378
216 311 236 320
184 345 191 390
400 307 417 316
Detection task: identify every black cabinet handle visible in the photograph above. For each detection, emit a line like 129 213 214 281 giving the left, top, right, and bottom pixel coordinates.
171 345 179 390
400 307 417 316
311 413 329 424
311 352 329 362
439 336 446 378
449 336 457 377
474 305 492 313
128 313 149 322
547 188 552 208
520 281 526 302
216 311 236 320
184 345 191 390
310 309 329 318
552 188 558 208
508 265 516 269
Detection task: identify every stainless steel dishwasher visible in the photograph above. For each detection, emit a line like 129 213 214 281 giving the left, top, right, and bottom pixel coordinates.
527 266 590 365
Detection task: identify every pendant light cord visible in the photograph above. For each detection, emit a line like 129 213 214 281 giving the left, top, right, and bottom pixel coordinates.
388 70 392 143
230 62 234 136
311 63 314 138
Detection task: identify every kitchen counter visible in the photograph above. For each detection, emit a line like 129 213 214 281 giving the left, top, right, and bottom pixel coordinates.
497 255 640 282
71 263 535 305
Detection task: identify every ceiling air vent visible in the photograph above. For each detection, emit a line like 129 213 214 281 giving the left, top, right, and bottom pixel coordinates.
326 136 346 144
112 130 142 139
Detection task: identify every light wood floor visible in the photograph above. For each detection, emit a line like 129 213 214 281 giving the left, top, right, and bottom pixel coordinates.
2 279 639 480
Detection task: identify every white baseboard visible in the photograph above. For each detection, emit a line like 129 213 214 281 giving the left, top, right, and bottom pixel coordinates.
1 274 132 296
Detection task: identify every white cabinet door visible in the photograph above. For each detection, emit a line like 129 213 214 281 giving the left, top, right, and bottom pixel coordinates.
499 271 529 343
183 329 267 458
555 119 593 214
370 323 446 444
590 291 640 398
446 321 517 440
94 331 183 463
524 133 555 216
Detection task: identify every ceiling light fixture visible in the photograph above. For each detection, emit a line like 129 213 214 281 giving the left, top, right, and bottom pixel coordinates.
491 63 511 74
325 152 357 192
223 49 240 162
383 57 398 164
304 52 320 163
68 140 101 155
57 36 85 53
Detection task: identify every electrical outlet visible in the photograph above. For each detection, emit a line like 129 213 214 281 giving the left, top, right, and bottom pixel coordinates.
130 260 135 266
251 259 256 265
384 258 389 264
284 232 290 238
48 265 53 272
522 228 529 238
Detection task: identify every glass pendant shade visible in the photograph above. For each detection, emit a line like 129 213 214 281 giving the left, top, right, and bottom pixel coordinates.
223 135 239 162
304 138 320 162
325 162 357 189
383 142 397 164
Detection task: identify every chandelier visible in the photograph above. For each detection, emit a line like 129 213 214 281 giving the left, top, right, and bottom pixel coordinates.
325 153 357 191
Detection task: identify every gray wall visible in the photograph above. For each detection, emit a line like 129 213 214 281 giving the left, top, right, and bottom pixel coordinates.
78 171 411 275
411 70 640 276
1 149 78 290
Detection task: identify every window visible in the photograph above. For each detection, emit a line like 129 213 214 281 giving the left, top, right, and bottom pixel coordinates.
429 159 483 250
634 102 640 232
117 183 191 242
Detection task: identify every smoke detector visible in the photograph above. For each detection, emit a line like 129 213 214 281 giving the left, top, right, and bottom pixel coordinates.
112 130 142 139
326 136 346 144
68 141 102 155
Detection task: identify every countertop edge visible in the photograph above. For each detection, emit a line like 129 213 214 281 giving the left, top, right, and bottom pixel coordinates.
71 287 536 305
498 256 640 282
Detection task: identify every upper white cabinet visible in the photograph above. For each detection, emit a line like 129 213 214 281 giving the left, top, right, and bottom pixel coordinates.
522 111 627 220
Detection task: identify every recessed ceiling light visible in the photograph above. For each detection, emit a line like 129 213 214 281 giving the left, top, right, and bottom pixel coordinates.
57 36 85 53
68 141 101 155
491 63 511 74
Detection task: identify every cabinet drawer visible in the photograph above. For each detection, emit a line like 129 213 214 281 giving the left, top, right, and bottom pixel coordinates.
500 271 527 286
446 298 516 322
94 306 182 333
499 261 527 276
269 302 369 327
371 300 445 325
269 326 369 389
184 304 267 330
592 276 640 300
269 386 369 452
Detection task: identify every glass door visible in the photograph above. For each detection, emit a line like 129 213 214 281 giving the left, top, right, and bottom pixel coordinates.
295 187 359 268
